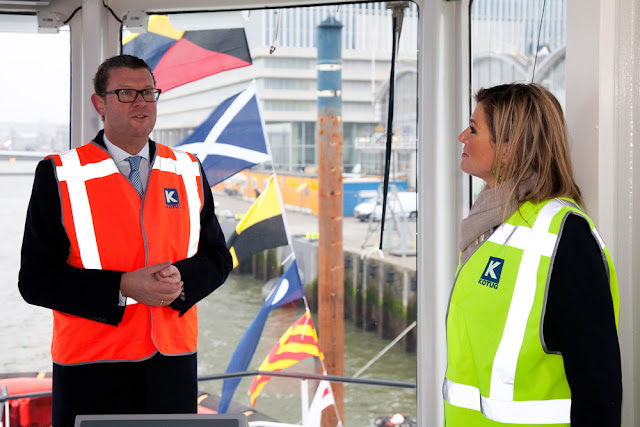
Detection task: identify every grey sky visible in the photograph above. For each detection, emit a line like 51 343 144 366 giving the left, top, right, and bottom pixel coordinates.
0 31 70 124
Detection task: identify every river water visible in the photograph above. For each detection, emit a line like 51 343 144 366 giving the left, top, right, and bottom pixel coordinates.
0 160 416 426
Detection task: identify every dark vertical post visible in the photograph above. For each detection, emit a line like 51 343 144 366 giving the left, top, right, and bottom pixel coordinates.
317 15 345 427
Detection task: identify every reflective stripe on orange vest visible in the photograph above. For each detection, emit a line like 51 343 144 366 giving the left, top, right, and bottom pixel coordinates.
50 141 203 365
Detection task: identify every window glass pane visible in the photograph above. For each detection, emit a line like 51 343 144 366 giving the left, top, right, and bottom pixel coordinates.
122 4 419 425
470 0 566 200
1 23 70 373
0 29 71 154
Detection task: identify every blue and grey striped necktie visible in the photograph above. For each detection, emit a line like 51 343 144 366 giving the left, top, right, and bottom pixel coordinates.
126 156 143 197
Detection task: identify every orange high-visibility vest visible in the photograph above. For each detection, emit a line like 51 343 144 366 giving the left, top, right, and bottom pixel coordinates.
49 141 203 365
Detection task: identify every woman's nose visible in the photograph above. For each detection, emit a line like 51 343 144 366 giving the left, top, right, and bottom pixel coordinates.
458 128 469 143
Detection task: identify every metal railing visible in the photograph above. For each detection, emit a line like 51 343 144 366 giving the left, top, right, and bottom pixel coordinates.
198 370 415 389
1 371 414 406
1 371 415 427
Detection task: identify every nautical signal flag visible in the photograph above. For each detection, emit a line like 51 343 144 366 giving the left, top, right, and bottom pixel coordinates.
248 312 323 406
177 81 271 187
123 15 252 92
217 261 305 414
306 380 336 427
225 175 288 269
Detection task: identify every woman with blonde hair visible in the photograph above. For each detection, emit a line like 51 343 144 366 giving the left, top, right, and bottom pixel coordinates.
443 83 621 426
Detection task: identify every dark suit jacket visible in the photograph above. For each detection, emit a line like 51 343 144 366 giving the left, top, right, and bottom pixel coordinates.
18 130 232 325
544 214 621 425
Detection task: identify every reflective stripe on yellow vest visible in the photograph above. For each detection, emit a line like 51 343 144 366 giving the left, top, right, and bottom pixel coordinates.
50 142 204 365
444 198 619 426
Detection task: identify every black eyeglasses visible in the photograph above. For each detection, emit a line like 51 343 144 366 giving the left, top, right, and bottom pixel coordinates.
101 88 161 103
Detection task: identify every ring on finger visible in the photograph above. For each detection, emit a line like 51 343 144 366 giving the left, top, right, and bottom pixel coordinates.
160 300 164 306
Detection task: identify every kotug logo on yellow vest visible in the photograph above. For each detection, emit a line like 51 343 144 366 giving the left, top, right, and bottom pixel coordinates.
478 256 504 289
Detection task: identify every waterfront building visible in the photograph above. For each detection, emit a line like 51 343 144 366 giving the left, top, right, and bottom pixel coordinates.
150 1 567 193
472 0 566 107
150 3 420 186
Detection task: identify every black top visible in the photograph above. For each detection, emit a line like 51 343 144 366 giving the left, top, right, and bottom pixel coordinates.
18 131 233 325
544 213 622 426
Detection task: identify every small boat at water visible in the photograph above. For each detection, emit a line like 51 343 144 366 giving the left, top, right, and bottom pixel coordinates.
1 373 52 427
372 413 417 427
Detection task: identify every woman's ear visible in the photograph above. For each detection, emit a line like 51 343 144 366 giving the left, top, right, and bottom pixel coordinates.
500 142 509 164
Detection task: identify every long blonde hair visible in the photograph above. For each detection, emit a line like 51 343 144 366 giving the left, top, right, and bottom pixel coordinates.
475 82 583 211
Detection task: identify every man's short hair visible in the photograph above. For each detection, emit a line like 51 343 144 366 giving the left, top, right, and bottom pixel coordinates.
93 54 156 95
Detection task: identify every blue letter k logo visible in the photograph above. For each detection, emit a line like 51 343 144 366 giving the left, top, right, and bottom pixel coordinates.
164 188 180 207
481 256 505 285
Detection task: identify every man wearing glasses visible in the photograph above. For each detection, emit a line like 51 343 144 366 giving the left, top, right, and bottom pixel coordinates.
18 54 233 426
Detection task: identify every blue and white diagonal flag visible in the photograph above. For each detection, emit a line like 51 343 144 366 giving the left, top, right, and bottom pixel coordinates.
177 80 271 187
217 260 304 413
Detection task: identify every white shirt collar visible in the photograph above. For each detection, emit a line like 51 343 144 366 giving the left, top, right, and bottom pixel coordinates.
103 133 150 165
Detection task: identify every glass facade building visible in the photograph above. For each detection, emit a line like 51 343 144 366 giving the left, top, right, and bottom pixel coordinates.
150 0 566 190
151 3 419 181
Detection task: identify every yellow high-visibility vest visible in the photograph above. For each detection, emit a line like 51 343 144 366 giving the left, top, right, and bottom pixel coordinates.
444 198 619 426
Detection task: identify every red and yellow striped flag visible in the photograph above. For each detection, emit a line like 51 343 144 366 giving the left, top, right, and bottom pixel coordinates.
248 312 323 406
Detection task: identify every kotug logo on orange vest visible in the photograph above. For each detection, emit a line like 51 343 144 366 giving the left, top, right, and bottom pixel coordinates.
164 188 181 209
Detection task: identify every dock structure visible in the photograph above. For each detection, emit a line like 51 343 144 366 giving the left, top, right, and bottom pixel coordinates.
217 191 417 353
